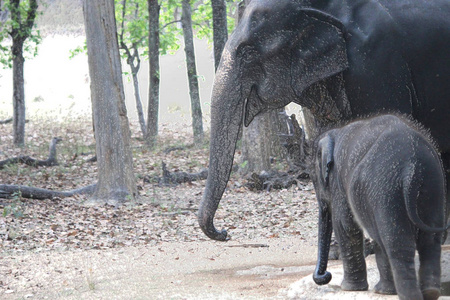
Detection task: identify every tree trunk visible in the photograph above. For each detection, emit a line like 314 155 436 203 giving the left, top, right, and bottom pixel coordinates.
211 0 228 72
146 0 160 148
12 40 25 146
83 0 137 205
9 0 38 147
240 112 271 174
181 0 204 144
303 107 321 140
240 109 287 175
130 62 147 137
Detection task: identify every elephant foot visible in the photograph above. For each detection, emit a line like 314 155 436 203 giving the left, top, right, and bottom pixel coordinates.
341 279 368 291
374 280 396 295
421 288 440 300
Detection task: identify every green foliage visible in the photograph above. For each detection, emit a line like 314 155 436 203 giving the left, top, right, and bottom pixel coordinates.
69 0 239 61
69 42 86 59
159 0 182 55
193 0 213 41
115 0 148 58
0 0 42 69
193 0 239 43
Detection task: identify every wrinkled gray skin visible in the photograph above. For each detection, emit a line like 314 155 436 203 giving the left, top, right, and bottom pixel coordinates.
197 0 450 242
312 115 449 300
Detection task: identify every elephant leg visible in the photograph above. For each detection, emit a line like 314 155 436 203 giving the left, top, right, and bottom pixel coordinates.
373 242 396 295
332 200 368 291
417 231 442 300
381 232 422 300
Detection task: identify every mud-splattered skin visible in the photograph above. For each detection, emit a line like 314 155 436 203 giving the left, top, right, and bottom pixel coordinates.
312 115 448 300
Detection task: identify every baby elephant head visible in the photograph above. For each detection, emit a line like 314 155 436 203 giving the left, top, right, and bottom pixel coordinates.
313 134 335 200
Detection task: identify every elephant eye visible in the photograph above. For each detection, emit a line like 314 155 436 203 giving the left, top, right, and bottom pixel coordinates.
239 46 258 63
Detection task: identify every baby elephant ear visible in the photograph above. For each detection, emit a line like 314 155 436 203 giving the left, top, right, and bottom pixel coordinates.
291 9 348 96
318 135 334 185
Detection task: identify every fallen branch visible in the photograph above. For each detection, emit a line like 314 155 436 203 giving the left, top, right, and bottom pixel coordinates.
245 170 309 191
0 118 13 124
225 244 269 248
163 144 193 154
161 162 208 185
0 137 62 169
143 162 208 186
0 184 96 200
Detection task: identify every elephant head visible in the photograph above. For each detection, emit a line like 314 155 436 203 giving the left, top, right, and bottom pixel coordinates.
198 0 349 241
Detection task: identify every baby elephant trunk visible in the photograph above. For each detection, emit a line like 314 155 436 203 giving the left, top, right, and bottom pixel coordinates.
313 201 333 285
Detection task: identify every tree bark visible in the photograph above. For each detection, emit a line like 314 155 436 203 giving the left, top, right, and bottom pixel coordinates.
131 62 147 137
211 0 228 72
10 0 38 147
82 0 137 204
12 40 25 146
181 0 204 144
240 112 271 174
146 0 160 148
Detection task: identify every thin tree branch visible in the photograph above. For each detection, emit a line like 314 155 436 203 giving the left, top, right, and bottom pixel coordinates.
161 19 181 30
24 0 37 32
119 0 127 46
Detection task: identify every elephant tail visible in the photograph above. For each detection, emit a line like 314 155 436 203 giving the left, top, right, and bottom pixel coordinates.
403 164 450 233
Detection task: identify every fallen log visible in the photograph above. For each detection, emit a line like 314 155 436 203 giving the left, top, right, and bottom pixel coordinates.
0 184 96 200
245 170 309 191
142 162 208 186
160 162 208 185
0 137 62 169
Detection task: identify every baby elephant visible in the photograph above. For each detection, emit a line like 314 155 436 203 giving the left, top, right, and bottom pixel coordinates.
311 115 449 300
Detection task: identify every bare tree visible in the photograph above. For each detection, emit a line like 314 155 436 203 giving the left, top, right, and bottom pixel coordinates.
181 0 203 144
9 0 38 146
146 0 160 148
118 0 147 138
83 0 137 204
211 0 227 72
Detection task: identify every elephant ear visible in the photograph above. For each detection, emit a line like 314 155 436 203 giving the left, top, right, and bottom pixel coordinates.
291 9 348 97
318 134 334 185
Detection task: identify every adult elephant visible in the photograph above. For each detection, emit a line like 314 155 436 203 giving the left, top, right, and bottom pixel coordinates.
198 0 450 241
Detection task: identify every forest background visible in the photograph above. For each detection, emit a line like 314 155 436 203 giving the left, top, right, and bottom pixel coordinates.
0 0 310 254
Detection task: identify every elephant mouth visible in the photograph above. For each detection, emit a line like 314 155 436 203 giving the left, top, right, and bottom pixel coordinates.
244 85 267 127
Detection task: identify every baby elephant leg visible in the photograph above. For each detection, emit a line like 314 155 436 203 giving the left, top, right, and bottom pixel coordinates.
382 233 423 300
373 243 396 295
417 231 442 300
333 201 368 291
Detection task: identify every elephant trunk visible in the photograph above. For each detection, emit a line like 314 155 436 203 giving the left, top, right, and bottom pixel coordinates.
313 201 333 285
198 48 244 241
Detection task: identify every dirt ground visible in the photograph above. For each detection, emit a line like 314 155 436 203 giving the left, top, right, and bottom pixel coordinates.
2 239 450 299
0 238 318 299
